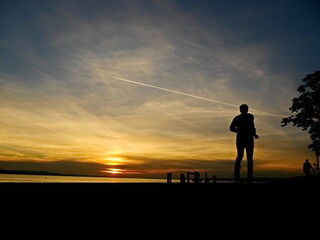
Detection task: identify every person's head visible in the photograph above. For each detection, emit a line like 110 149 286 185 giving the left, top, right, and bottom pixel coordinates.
240 104 249 114
306 159 309 163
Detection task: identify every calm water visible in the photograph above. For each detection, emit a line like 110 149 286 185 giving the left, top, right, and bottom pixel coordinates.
0 174 172 183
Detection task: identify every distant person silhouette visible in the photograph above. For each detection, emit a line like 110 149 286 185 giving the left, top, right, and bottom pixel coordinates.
230 104 259 182
303 159 313 177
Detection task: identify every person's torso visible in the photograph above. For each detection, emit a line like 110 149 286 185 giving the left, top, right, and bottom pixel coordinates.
235 114 254 136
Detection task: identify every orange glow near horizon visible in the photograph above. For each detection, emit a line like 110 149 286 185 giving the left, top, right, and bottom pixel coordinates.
102 167 145 176
104 156 126 165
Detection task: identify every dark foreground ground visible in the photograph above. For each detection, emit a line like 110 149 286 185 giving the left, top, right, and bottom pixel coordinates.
2 175 319 191
2 179 319 198
2 181 320 223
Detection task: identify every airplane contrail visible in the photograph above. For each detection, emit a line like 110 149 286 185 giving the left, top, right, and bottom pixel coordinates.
111 76 283 117
112 77 238 108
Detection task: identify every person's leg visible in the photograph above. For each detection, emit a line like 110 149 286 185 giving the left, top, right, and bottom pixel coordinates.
246 145 254 180
234 145 244 179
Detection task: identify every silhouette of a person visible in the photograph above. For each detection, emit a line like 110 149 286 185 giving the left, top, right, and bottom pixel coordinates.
230 104 259 181
303 159 313 177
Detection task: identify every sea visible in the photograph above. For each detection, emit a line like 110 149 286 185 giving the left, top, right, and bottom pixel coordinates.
0 173 175 183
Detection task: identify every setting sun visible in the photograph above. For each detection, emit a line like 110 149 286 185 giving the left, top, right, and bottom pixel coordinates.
104 168 122 174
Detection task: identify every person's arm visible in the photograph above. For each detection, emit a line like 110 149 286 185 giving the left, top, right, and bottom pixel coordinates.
252 115 259 139
230 117 237 133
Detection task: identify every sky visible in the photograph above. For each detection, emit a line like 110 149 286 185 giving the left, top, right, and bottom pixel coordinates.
1 0 320 178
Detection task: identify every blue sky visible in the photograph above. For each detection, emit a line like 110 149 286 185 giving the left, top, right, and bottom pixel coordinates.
1 0 319 178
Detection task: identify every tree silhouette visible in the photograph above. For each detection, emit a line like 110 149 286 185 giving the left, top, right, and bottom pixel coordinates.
281 71 320 174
